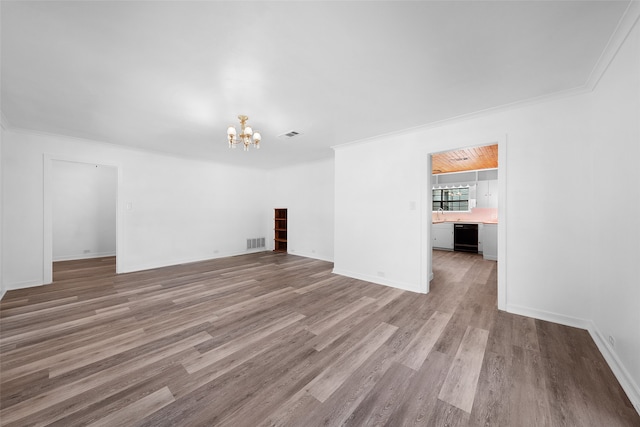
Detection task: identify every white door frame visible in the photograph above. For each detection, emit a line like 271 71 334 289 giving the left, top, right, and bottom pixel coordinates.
420 136 507 310
43 154 123 284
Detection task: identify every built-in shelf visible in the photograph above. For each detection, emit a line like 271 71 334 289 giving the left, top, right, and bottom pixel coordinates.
274 208 287 253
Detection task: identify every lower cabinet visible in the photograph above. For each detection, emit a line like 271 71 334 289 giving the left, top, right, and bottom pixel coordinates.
482 224 497 260
433 221 497 257
432 222 454 250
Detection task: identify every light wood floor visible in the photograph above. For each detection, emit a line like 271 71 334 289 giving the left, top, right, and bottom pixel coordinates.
1 251 638 426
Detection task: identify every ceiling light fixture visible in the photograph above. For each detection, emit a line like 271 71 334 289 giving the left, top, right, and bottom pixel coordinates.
227 115 261 151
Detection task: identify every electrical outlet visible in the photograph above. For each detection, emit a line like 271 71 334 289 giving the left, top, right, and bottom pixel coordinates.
377 271 385 278
83 249 91 254
608 335 616 348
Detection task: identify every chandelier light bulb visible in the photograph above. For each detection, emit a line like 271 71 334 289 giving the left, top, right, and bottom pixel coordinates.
227 126 236 148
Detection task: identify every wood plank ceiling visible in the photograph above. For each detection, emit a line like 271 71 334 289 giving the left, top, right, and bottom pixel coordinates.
432 144 498 174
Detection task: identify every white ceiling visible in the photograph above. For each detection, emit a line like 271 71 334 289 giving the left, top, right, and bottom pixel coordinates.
0 1 633 169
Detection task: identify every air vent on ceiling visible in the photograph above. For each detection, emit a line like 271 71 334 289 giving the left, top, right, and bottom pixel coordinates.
278 130 301 138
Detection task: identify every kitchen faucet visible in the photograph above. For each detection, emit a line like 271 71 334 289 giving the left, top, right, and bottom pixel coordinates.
437 207 444 220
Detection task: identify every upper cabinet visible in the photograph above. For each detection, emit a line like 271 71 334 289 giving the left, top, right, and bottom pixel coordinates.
476 179 498 209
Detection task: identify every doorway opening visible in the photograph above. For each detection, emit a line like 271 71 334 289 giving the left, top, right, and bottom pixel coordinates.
424 140 506 310
51 161 117 281
43 156 122 285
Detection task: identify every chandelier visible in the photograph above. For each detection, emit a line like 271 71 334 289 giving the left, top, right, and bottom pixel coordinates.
227 115 261 151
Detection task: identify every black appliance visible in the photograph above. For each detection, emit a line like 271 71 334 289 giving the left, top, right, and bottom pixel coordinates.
454 223 478 253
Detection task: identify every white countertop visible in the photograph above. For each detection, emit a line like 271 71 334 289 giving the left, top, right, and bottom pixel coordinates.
432 219 498 225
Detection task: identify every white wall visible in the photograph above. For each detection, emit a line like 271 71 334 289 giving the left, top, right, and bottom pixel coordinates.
2 129 269 290
334 138 424 291
0 122 4 299
335 91 594 308
52 161 117 261
334 17 640 412
588 20 640 412
268 158 334 262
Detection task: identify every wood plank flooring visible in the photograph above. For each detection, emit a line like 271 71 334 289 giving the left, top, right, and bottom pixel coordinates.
1 251 638 426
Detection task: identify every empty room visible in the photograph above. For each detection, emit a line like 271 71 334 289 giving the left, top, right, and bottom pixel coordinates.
1 1 639 426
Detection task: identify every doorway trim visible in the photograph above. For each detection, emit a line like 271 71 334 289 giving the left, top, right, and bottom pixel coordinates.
43 154 123 284
420 135 507 310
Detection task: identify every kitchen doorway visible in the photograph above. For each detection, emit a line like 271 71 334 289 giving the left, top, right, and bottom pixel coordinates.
426 140 506 310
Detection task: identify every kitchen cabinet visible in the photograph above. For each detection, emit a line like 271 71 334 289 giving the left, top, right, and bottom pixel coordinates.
432 222 454 250
476 180 498 209
482 223 497 260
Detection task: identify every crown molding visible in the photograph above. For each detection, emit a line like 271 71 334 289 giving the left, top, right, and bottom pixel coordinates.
3 125 265 172
334 2 640 152
585 0 640 90
332 85 590 152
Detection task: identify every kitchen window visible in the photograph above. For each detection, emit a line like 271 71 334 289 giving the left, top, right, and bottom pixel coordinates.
432 187 470 212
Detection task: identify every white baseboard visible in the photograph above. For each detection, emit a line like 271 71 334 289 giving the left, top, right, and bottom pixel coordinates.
332 268 421 293
587 320 640 416
506 303 591 330
118 249 269 274
507 303 640 416
53 251 116 262
3 279 47 293
288 250 333 263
